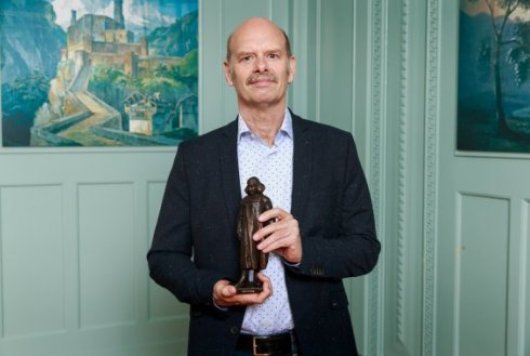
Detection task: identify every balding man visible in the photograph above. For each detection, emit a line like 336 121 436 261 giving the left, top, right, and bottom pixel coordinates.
148 17 380 356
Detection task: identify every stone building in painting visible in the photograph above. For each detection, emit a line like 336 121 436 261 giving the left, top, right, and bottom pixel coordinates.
64 0 148 77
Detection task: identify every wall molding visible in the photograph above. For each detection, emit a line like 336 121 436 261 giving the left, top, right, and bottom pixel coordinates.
423 0 441 354
367 0 385 354
396 0 410 347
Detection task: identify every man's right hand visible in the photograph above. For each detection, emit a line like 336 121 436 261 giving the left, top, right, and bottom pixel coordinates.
213 272 272 307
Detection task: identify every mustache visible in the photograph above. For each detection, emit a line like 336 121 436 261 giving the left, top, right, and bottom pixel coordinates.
247 74 277 84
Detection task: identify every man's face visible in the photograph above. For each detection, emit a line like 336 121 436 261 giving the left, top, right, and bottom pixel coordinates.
224 19 296 110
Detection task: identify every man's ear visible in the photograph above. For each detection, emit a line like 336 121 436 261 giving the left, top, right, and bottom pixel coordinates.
224 61 234 86
287 56 297 84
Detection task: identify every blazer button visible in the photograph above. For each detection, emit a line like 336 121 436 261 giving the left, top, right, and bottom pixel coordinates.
230 326 239 335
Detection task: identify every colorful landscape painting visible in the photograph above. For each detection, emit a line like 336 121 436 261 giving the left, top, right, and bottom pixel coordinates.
459 0 530 153
0 0 198 147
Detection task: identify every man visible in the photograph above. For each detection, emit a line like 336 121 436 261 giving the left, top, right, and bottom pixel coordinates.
148 17 380 356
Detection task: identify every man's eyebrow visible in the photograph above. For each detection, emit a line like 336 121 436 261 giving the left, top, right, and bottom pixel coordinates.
236 51 254 56
236 48 284 56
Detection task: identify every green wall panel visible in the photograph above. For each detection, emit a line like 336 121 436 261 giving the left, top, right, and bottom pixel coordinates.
1 185 65 337
457 195 509 356
78 183 135 328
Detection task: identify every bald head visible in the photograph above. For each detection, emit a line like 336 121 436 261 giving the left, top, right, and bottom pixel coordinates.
225 17 292 61
222 16 297 112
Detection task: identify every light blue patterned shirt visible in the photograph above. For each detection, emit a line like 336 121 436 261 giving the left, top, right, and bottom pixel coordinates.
237 109 295 335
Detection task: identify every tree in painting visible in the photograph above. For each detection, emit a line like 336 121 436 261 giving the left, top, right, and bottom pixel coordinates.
467 0 530 134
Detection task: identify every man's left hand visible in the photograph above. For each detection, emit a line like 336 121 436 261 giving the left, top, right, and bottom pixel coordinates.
253 208 302 264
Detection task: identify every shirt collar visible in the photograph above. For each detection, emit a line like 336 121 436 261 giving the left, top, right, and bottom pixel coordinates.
237 109 293 144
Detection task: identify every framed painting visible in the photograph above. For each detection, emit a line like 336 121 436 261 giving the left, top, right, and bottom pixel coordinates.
0 0 198 147
458 0 530 153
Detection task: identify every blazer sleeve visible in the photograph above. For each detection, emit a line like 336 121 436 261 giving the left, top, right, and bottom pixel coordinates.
147 143 227 307
290 133 380 279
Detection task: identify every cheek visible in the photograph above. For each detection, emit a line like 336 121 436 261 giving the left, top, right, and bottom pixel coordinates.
231 68 249 84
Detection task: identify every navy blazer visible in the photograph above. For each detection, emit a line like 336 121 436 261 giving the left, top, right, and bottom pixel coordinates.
148 113 380 355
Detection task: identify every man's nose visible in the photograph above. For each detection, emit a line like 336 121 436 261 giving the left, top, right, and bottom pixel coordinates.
253 56 268 72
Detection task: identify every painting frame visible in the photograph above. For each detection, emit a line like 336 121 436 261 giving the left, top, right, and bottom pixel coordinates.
457 0 530 156
0 0 198 148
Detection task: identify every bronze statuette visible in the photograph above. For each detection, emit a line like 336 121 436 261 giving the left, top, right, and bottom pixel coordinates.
235 177 273 293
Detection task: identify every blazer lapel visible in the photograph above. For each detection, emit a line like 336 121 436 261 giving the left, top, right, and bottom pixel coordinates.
219 120 242 224
291 114 313 220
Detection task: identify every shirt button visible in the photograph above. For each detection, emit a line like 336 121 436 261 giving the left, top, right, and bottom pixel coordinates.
230 326 239 335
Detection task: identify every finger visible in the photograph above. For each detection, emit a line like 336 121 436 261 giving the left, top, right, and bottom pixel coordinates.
258 208 288 222
232 293 267 305
257 271 271 284
213 280 239 307
259 232 291 252
253 221 280 241
230 285 272 305
213 280 230 295
257 273 272 295
244 274 272 302
256 225 284 245
254 215 296 242
257 230 302 263
221 284 237 297
214 273 272 307
255 221 294 246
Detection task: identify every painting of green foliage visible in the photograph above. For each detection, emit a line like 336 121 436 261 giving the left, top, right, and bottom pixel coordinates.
1 0 198 147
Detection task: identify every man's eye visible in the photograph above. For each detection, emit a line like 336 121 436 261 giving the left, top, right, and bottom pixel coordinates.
241 56 252 63
268 53 279 59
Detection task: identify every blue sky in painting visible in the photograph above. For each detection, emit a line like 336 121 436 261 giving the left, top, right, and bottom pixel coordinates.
46 0 197 31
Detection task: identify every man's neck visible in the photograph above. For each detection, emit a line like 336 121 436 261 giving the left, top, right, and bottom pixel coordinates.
239 105 286 146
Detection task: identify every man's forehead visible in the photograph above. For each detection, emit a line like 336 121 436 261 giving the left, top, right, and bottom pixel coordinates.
226 17 291 60
230 31 286 55
231 19 284 42
233 43 284 55
233 28 284 45
233 17 281 35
